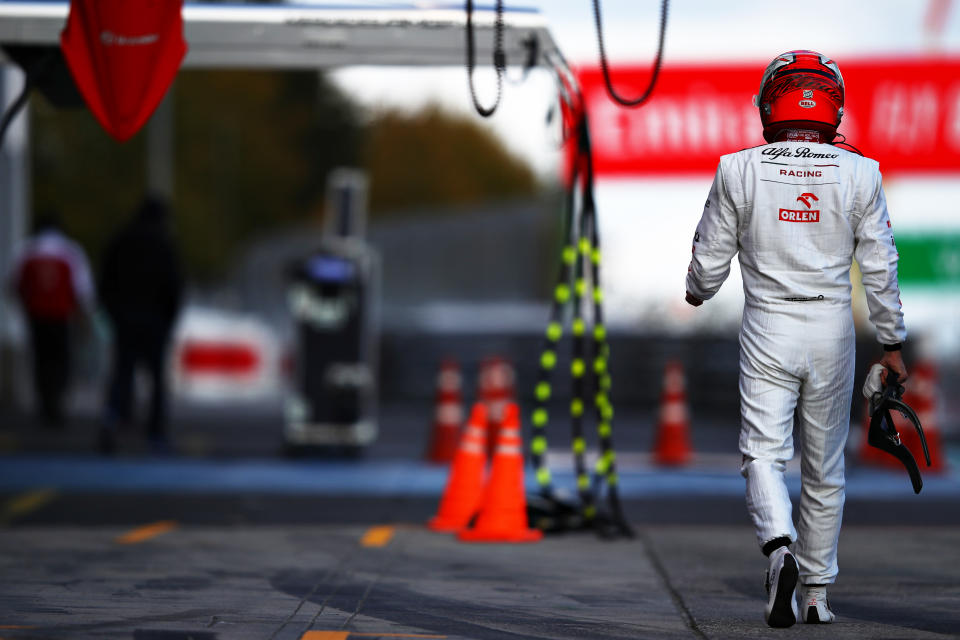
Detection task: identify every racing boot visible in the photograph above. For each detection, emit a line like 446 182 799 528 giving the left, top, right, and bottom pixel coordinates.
800 585 835 624
764 546 799 628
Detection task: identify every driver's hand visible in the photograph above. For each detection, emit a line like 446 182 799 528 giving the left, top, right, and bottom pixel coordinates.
880 350 908 385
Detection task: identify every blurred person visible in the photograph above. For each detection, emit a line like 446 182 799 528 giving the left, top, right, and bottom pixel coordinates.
684 51 907 627
98 196 183 454
8 211 95 426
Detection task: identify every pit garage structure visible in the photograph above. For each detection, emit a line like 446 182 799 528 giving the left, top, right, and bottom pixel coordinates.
0 0 559 422
0 1 631 532
0 0 562 293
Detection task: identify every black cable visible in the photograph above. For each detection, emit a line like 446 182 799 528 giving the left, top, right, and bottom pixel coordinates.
593 0 669 107
832 132 864 156
0 50 58 149
578 114 632 537
466 0 505 117
0 78 31 149
505 33 539 85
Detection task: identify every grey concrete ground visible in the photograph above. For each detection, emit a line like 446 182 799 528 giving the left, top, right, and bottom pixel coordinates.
0 400 958 639
0 518 958 639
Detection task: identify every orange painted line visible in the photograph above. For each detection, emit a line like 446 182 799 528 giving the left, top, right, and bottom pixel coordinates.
115 520 178 545
360 525 395 548
301 633 349 640
350 634 447 638
0 625 37 629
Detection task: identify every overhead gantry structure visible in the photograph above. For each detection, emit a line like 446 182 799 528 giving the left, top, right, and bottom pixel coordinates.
0 2 559 69
0 0 633 537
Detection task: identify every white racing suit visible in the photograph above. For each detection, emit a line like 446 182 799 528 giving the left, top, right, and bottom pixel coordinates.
686 141 906 585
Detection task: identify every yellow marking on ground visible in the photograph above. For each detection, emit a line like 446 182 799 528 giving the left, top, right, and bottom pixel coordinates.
0 432 19 452
360 525 395 547
115 520 178 544
0 488 57 525
179 433 210 458
301 632 349 640
0 625 38 629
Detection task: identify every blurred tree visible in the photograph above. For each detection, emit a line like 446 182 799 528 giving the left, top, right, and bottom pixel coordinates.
173 69 360 281
31 70 360 283
30 96 147 270
365 105 538 216
31 74 538 283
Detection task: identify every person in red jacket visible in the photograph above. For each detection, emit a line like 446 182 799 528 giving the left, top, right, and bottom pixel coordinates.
9 211 95 426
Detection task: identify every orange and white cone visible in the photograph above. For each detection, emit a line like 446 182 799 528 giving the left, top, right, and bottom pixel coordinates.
477 356 516 457
458 403 542 543
428 403 489 532
653 360 693 466
425 359 464 464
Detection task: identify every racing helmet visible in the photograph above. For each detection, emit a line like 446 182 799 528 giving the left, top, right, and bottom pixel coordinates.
754 50 844 143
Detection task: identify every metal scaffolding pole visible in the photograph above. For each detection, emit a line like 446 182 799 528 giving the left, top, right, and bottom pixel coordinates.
0 65 30 406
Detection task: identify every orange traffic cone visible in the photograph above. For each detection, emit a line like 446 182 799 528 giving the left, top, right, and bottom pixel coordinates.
428 403 489 532
477 356 516 457
653 360 693 466
860 359 946 471
425 359 464 464
458 403 542 543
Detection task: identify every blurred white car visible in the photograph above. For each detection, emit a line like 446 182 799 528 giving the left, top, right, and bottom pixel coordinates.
170 305 286 404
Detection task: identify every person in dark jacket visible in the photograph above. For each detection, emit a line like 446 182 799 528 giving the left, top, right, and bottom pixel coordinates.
99 196 183 453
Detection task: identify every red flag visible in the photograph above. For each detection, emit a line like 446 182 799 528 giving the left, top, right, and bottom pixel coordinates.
60 0 187 142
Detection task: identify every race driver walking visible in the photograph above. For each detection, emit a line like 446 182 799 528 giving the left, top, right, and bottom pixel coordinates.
684 51 908 627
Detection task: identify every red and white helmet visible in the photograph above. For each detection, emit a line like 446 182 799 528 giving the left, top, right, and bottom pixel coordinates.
754 50 844 143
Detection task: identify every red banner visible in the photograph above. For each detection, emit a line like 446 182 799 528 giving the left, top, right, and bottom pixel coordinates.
578 58 960 176
61 0 187 142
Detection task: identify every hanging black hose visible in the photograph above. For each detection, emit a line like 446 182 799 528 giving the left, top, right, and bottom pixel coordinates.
465 0 506 117
593 0 669 107
528 54 633 536
0 76 31 149
0 49 57 149
578 117 632 538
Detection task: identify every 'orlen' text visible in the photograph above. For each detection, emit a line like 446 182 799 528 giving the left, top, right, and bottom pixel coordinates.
778 208 820 223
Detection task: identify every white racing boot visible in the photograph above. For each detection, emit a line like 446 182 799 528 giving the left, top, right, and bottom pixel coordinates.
800 585 836 623
764 546 799 628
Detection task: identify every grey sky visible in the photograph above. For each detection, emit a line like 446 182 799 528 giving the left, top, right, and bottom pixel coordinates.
540 0 959 62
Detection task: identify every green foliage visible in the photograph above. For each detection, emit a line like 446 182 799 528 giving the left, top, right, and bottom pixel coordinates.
365 105 537 215
172 69 360 281
30 96 147 270
30 72 538 283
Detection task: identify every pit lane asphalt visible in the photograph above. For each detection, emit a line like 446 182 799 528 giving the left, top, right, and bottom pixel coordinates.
1 510 958 639
0 404 958 639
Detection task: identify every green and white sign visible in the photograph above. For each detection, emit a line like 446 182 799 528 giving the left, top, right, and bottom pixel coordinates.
897 233 960 289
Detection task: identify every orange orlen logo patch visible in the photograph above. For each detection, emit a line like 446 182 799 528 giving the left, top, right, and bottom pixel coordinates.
779 208 820 223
